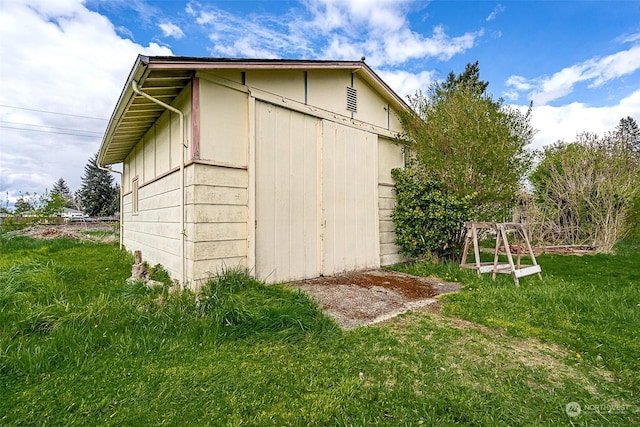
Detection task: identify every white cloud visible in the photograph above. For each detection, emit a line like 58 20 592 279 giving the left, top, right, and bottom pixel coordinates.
159 22 185 39
511 89 640 150
0 0 172 202
378 69 436 99
618 32 640 44
505 75 533 91
306 0 410 33
486 4 505 22
381 26 481 65
186 0 481 67
505 44 640 105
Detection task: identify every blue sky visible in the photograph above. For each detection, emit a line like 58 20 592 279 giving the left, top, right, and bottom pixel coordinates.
1 0 639 205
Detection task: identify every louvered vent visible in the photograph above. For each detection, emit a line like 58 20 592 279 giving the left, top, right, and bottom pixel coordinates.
346 86 357 112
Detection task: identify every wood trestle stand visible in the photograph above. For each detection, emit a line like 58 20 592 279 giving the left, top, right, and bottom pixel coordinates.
460 222 542 286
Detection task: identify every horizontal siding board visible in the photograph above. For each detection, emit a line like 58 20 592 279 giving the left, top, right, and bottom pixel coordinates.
187 184 247 205
379 209 393 221
138 189 181 211
186 163 248 188
381 253 407 266
186 204 247 223
380 242 401 256
126 221 181 236
124 229 181 256
379 220 396 233
139 168 180 191
194 240 247 260
187 222 247 242
377 184 396 198
378 197 396 210
132 206 181 223
379 231 397 245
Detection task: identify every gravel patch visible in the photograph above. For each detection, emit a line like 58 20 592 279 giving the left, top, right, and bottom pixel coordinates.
293 269 462 329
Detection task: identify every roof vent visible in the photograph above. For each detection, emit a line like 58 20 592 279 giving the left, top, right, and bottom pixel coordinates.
346 87 357 113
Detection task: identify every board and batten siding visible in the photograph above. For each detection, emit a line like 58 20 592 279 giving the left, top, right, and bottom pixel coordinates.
254 101 380 283
321 120 380 275
255 102 322 282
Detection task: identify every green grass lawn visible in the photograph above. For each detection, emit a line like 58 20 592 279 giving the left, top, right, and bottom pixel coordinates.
1 231 638 426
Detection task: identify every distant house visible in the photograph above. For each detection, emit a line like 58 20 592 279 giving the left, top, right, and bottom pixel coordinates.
98 55 409 287
61 208 86 220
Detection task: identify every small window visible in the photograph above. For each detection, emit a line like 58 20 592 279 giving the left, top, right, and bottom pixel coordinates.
132 177 139 215
346 86 357 113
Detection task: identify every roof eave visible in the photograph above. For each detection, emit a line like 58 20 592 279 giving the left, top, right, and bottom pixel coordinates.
98 55 150 166
98 57 410 167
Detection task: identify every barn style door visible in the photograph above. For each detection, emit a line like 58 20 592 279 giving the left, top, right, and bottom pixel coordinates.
255 102 379 283
255 102 322 282
321 120 379 276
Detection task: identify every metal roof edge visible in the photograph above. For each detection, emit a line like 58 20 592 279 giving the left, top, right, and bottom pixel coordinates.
98 55 149 166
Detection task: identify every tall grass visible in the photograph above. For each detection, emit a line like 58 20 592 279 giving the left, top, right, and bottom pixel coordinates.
1 232 638 425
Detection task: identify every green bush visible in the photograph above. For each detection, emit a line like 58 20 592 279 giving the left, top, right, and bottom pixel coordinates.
391 166 473 261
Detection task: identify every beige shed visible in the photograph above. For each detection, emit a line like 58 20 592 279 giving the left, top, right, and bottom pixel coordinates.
98 56 408 288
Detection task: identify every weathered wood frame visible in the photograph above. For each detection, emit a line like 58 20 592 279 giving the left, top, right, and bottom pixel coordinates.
460 222 542 286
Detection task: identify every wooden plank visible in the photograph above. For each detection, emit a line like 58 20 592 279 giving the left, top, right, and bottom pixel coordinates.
514 265 542 278
479 263 512 274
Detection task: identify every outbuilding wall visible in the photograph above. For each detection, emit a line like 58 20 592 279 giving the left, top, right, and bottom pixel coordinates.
120 67 408 285
121 85 192 279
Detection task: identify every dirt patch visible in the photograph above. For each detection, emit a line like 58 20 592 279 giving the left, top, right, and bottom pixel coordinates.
293 270 462 329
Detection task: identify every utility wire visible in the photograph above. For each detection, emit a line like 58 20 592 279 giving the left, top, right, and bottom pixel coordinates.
0 125 102 139
0 104 108 121
0 120 103 135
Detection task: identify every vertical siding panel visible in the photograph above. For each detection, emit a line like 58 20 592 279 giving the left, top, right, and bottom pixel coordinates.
256 103 277 280
306 118 322 277
321 121 379 275
321 122 336 274
274 107 291 278
255 102 321 282
288 112 304 278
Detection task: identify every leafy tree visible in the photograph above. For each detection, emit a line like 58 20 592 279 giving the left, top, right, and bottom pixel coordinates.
614 116 640 156
11 190 65 223
77 153 119 217
13 193 33 214
0 192 11 214
530 129 639 250
39 192 66 218
438 60 489 98
398 62 534 221
51 178 75 208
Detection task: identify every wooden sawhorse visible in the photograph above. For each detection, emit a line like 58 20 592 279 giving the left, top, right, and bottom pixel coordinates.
460 222 542 286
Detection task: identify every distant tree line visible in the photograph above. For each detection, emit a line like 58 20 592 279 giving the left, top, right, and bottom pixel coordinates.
2 152 120 218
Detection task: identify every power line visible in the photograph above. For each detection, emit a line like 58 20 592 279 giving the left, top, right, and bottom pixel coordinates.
0 120 103 135
0 125 102 139
0 104 108 121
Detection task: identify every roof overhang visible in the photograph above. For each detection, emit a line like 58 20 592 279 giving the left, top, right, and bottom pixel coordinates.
98 56 410 166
